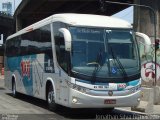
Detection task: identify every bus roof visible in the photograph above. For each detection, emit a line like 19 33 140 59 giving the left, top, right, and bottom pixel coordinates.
7 13 132 40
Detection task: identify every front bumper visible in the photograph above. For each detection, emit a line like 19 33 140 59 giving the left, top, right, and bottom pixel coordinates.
68 88 141 108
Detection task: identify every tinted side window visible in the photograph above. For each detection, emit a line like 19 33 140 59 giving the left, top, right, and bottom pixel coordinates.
20 34 29 55
6 37 20 57
39 25 52 54
20 24 52 55
6 39 12 57
6 25 52 58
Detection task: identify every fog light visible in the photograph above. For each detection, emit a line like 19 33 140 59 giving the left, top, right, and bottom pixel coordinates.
72 98 78 103
137 98 140 102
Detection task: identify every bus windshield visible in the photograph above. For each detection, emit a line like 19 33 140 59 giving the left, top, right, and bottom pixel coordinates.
69 27 140 81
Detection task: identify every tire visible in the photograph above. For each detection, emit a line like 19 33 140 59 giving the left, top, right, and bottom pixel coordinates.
47 85 58 111
12 80 17 97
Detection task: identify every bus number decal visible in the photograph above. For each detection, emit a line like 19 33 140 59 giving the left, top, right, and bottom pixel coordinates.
20 59 31 80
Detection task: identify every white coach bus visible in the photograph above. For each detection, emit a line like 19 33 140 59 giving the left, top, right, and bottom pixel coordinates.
4 13 150 111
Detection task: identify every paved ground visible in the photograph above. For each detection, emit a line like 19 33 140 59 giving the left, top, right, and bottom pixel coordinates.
0 78 159 120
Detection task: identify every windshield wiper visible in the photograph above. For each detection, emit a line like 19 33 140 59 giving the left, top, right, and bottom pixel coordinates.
110 47 128 79
91 49 103 83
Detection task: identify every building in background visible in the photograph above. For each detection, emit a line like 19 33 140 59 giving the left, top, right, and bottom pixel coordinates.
2 2 12 15
0 1 14 73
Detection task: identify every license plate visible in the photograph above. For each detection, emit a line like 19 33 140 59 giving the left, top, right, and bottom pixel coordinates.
104 99 116 104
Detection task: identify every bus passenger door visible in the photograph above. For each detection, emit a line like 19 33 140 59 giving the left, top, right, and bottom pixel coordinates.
57 44 70 106
55 35 70 106
53 22 71 106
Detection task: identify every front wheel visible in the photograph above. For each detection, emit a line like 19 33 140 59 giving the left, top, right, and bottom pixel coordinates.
47 85 58 111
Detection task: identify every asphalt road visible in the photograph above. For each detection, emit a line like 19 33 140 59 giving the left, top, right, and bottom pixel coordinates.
0 78 159 120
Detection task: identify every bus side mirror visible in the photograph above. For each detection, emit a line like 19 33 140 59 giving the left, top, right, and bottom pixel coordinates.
59 28 72 51
136 32 151 53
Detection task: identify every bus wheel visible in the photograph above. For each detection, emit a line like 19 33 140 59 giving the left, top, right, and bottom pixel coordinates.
12 80 17 97
47 85 57 111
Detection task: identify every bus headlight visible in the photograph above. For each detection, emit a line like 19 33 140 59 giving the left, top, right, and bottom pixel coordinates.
127 84 141 93
66 81 89 93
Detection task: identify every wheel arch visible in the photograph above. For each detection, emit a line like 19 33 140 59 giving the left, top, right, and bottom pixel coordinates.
11 74 16 89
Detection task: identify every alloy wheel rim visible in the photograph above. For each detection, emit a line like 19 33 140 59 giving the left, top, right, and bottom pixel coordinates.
48 91 54 104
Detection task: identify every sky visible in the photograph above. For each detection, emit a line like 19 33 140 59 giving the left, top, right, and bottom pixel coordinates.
113 6 133 24
0 0 22 14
